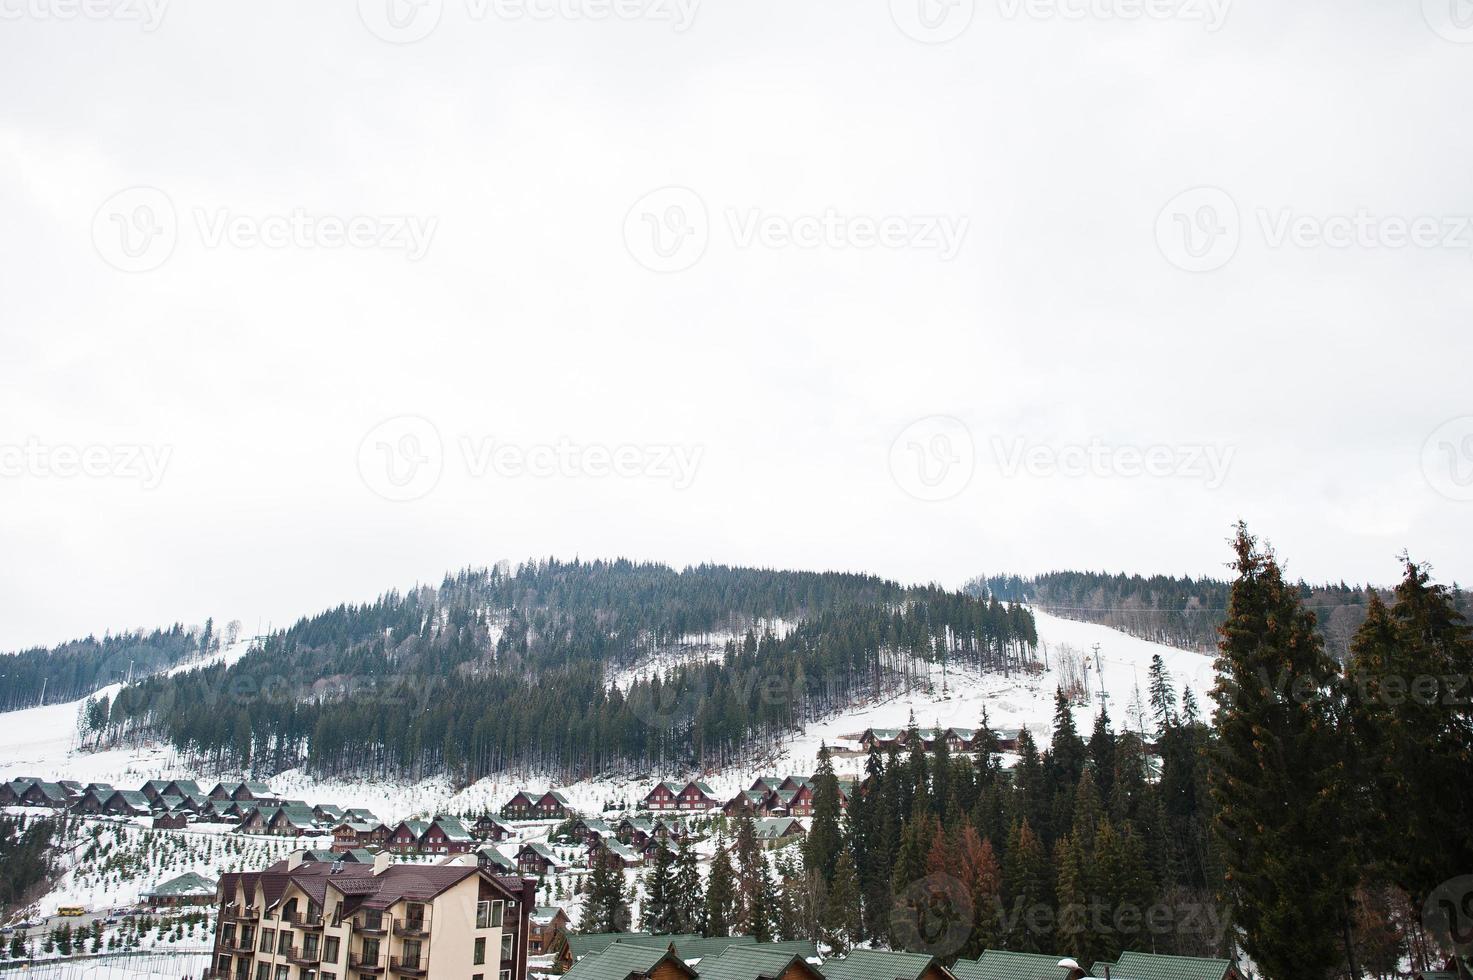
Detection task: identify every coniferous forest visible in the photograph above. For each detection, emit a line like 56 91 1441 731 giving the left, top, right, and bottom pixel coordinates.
975 569 1470 658
80 561 1037 782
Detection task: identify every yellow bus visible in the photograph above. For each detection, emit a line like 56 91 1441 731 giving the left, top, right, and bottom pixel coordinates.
57 906 86 917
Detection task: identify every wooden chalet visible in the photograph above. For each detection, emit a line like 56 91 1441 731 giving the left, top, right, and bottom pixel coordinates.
517 841 569 876
561 941 698 980
528 905 570 955
822 948 957 980
535 791 574 819
388 819 431 853
421 815 475 854
69 788 109 816
472 813 516 842
102 789 153 817
697 945 826 980
501 791 537 819
643 780 719 812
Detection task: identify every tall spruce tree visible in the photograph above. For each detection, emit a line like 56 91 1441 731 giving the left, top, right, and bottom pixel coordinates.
1209 525 1358 980
640 843 677 933
672 839 704 934
1347 563 1473 978
704 841 737 937
583 851 631 933
806 745 844 883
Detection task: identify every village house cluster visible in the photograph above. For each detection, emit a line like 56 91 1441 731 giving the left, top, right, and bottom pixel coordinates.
840 726 1024 754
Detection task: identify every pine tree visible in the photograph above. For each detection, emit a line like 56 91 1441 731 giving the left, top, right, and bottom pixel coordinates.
805 745 844 884
1001 819 1052 953
1210 525 1358 980
583 851 631 933
705 842 736 937
1147 653 1177 733
672 838 704 934
640 843 677 933
822 845 862 954
1348 564 1473 977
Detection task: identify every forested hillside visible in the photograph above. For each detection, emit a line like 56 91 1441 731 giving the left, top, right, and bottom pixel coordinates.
974 570 1470 657
0 624 221 712
85 560 1036 784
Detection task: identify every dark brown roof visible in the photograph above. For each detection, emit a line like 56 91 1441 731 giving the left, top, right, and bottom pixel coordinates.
221 856 521 914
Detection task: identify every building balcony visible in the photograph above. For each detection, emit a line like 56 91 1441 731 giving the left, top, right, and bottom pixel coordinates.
349 952 386 973
393 914 431 937
222 906 258 922
291 911 325 930
390 956 428 976
222 939 255 956
286 945 322 965
353 915 389 936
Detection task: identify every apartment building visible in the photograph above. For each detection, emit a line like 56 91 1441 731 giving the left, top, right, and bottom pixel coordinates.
208 849 534 980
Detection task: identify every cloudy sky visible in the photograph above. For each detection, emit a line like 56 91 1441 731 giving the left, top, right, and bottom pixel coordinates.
2 0 1471 650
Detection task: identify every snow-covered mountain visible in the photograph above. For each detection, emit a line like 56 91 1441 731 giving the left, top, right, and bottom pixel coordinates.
0 610 1216 822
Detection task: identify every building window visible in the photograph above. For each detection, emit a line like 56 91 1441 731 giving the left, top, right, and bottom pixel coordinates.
323 937 340 962
474 938 486 966
275 967 289 980
499 971 510 980
261 929 276 953
501 935 513 960
279 931 292 954
256 964 269 980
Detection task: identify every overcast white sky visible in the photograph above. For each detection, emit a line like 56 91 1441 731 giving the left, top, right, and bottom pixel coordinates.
2 0 1472 651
